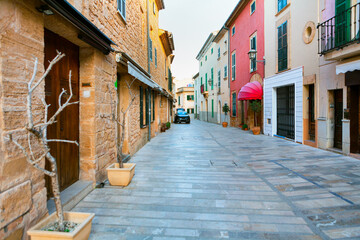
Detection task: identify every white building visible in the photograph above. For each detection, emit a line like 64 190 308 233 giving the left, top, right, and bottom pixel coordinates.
195 30 230 125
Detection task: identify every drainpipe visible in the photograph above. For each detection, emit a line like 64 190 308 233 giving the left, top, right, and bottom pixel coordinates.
146 0 151 141
224 25 231 124
224 25 230 90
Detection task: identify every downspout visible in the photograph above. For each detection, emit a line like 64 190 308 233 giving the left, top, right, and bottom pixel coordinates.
224 25 230 89
146 0 151 141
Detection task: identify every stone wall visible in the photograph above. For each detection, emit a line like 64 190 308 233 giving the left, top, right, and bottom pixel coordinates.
0 1 48 239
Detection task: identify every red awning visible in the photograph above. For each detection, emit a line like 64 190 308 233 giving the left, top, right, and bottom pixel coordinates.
237 81 263 101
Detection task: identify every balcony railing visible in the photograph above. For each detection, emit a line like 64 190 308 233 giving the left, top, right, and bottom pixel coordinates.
318 2 360 55
200 84 205 94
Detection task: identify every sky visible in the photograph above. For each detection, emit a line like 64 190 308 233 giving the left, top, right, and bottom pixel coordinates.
159 0 239 81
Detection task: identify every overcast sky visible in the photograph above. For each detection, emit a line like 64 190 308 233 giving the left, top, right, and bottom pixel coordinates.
159 0 239 81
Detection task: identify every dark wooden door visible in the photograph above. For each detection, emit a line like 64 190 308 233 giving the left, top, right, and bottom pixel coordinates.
350 86 360 153
277 85 295 139
44 29 79 197
334 89 343 149
309 84 316 141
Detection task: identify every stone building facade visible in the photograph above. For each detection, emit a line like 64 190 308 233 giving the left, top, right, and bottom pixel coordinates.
0 0 174 239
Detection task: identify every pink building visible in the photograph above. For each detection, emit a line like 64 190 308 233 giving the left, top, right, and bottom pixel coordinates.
225 0 264 129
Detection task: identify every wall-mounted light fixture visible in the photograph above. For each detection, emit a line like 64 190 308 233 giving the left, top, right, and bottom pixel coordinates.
36 5 54 15
248 49 266 64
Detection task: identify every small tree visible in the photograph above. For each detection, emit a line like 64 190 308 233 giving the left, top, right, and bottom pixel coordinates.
249 100 262 127
106 78 136 168
222 103 230 123
6 52 78 231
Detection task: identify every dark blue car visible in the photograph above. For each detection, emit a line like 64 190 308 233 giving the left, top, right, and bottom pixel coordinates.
174 110 190 124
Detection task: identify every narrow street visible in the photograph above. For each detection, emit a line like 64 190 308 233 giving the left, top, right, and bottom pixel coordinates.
74 121 360 240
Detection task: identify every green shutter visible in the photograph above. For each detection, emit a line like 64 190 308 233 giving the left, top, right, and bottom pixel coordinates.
168 68 172 91
278 22 288 71
212 99 214 118
232 93 236 116
211 68 214 90
152 90 155 121
335 0 351 46
205 73 208 91
140 86 143 128
145 89 149 125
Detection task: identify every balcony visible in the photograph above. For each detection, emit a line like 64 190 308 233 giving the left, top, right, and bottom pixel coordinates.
318 3 360 60
200 84 208 97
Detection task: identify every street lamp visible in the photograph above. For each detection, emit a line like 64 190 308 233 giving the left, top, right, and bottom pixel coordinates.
247 49 265 64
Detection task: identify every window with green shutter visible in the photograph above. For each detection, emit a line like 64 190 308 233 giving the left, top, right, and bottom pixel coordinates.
250 35 257 72
232 92 237 117
139 86 143 128
145 88 149 125
155 48 157 67
168 68 172 91
117 0 126 20
231 53 236 80
335 0 351 47
278 21 288 72
211 68 214 90
212 99 214 118
218 70 221 91
278 0 287 12
205 73 208 91
152 90 155 121
149 38 153 62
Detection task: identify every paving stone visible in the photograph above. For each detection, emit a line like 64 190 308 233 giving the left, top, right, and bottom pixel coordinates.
74 120 360 239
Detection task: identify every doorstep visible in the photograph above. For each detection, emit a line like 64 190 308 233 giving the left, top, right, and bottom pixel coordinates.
47 180 93 214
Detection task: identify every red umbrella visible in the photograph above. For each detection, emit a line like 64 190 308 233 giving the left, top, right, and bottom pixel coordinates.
237 81 263 101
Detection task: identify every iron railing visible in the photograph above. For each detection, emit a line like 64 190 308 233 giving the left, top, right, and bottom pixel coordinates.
318 2 360 55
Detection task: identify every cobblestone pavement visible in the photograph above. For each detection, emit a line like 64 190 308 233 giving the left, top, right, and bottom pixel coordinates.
74 120 360 239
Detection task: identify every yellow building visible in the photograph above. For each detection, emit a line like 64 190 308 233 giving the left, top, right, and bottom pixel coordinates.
0 0 174 239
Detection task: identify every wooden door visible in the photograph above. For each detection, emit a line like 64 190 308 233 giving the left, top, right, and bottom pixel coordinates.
309 84 316 141
44 29 80 197
334 89 343 149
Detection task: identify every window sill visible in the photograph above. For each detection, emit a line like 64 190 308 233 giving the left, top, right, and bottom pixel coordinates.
117 10 127 24
140 125 147 129
223 77 228 80
276 67 291 74
275 3 290 17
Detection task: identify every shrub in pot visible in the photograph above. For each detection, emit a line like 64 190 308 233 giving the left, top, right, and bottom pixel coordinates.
222 103 230 127
249 100 262 135
242 124 248 131
166 122 171 129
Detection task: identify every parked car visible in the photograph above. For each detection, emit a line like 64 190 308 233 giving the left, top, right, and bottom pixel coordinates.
176 108 185 113
175 110 190 124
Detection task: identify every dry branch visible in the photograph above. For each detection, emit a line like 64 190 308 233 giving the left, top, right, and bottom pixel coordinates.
5 51 78 231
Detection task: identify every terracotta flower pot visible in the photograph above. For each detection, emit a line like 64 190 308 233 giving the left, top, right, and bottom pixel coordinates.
244 128 248 131
222 122 228 128
27 212 95 240
252 126 261 135
106 163 136 186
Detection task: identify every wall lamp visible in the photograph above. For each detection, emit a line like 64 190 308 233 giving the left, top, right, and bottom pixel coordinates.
248 49 266 64
36 5 54 15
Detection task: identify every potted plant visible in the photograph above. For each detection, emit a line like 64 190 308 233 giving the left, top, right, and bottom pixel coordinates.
166 122 171 129
105 78 137 187
161 123 166 132
242 124 248 131
222 103 230 127
249 100 262 135
7 52 94 239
